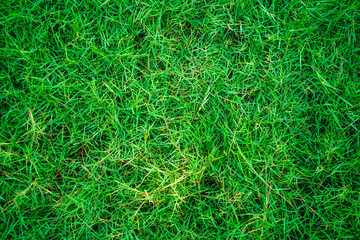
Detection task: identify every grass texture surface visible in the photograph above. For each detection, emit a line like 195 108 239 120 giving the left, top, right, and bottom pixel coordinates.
1 0 360 239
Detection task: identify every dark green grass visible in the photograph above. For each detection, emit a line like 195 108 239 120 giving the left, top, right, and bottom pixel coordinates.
1 0 360 239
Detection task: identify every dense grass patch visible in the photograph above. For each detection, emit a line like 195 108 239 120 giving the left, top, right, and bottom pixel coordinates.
1 0 360 239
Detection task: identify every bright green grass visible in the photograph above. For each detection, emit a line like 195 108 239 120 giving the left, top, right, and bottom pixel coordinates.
1 0 360 239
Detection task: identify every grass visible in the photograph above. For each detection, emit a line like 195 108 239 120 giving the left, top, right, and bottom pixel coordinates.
1 0 360 239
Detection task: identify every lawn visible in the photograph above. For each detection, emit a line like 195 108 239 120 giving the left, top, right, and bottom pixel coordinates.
1 0 360 239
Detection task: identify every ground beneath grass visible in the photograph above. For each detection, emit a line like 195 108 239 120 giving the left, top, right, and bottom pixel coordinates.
1 0 360 239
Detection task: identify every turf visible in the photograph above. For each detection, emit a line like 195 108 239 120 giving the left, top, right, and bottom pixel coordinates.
1 0 360 239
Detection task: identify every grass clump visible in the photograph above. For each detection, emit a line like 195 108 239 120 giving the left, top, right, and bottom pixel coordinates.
1 0 360 239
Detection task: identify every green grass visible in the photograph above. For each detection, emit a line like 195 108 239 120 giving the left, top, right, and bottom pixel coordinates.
1 0 360 239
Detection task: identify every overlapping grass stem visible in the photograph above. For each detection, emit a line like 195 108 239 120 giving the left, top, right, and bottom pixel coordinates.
1 0 360 239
